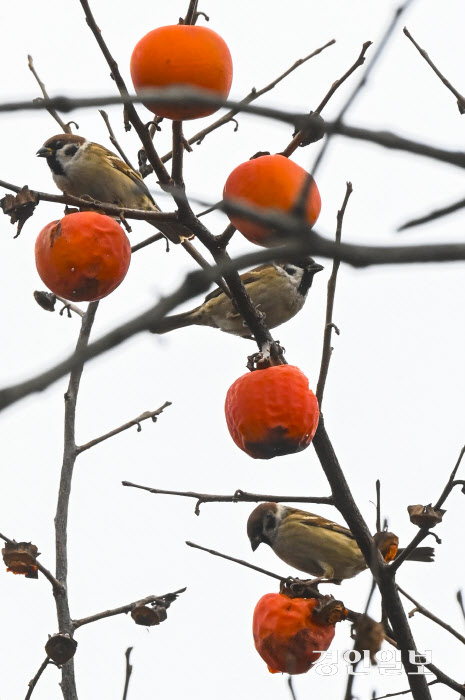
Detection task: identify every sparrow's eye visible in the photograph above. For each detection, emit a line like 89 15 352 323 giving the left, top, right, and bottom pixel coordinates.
265 514 276 531
64 145 79 157
283 264 298 276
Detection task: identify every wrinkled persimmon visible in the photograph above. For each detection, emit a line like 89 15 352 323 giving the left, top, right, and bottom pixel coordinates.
130 25 233 120
224 365 319 459
35 212 131 302
223 154 321 246
253 593 336 674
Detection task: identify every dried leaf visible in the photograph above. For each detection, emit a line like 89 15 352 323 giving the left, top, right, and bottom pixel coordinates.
2 541 38 577
353 614 385 664
33 291 57 312
45 633 77 664
0 186 39 237
407 504 446 529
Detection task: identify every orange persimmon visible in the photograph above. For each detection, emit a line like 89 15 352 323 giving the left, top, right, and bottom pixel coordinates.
253 593 336 674
224 365 319 459
35 212 131 302
130 25 233 120
223 154 321 246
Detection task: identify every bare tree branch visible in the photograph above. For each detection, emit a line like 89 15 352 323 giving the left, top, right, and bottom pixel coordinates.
316 182 352 406
311 0 417 175
372 681 438 700
160 39 336 163
27 55 72 134
0 179 179 224
312 419 432 699
390 445 465 572
282 42 372 157
397 585 465 645
25 657 53 700
54 302 99 700
122 482 334 515
99 110 136 170
403 27 465 113
398 196 465 232
122 648 133 700
73 588 186 630
76 402 172 454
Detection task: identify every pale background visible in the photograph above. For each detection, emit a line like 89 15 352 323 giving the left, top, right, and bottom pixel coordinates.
0 0 464 698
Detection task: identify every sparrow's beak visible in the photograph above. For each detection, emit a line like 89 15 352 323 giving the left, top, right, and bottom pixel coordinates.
36 147 53 158
309 262 324 274
250 536 261 552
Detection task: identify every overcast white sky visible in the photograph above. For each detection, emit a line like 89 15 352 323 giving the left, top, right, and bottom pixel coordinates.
1 0 464 698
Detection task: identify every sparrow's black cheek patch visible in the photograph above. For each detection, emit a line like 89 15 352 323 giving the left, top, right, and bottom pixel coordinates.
244 426 308 459
47 155 65 176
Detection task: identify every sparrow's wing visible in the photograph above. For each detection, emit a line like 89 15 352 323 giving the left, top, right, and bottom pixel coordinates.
103 147 156 205
287 508 356 540
203 264 271 304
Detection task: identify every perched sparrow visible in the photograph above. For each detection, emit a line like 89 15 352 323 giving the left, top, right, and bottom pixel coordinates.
150 259 323 337
37 133 187 243
247 503 434 581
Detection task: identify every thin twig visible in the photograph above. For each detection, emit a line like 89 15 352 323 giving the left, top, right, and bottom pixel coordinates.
122 482 334 515
131 232 165 253
344 579 377 700
77 402 172 454
99 110 135 170
186 541 363 624
371 681 438 700
403 27 465 113
287 676 297 700
73 588 186 629
310 0 416 176
376 480 381 533
397 585 465 645
27 55 72 133
391 445 465 573
25 657 53 700
171 121 185 189
282 43 371 157
398 196 465 231
0 179 179 224
54 302 99 700
316 183 352 406
122 648 133 700
160 39 335 163
78 0 170 186
457 591 465 623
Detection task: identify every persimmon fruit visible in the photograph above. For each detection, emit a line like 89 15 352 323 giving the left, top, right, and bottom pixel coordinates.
35 212 131 302
253 593 336 674
130 25 233 120
224 365 319 459
223 154 321 246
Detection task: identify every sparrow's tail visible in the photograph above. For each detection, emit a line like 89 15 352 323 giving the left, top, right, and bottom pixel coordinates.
150 310 198 334
396 546 435 563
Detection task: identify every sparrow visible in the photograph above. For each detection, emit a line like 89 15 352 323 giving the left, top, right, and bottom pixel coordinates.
36 133 188 243
150 259 323 337
247 503 435 581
